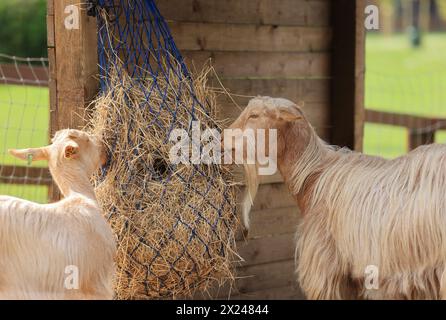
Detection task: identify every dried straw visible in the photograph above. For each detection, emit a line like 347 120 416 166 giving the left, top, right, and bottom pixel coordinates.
88 59 239 299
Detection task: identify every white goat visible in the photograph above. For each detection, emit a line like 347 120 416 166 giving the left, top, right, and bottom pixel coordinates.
0 129 116 299
229 96 446 300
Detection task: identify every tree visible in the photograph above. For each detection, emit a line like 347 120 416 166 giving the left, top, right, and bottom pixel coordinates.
0 0 47 59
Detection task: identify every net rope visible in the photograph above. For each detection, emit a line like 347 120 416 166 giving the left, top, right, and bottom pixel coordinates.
92 0 237 297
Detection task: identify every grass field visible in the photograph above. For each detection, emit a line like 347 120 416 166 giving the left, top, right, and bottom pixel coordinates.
1 33 446 202
0 84 49 202
364 32 446 158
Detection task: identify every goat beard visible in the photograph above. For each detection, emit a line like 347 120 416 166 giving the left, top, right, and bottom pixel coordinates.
241 163 259 231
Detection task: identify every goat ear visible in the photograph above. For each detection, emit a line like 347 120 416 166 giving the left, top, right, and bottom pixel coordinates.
64 142 79 159
279 110 302 122
8 147 49 162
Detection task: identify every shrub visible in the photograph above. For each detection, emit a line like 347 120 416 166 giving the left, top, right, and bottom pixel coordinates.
0 0 47 59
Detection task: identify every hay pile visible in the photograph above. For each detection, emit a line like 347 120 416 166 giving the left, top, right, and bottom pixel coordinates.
89 61 239 299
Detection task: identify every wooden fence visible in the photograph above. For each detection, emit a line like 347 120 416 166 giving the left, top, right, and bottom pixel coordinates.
365 109 446 150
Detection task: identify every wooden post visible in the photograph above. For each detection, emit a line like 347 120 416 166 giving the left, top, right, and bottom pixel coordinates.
420 0 430 32
408 129 435 150
47 0 99 201
407 113 436 150
330 0 366 151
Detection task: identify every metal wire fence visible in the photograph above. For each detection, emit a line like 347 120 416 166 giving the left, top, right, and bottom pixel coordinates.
364 70 446 158
0 53 51 203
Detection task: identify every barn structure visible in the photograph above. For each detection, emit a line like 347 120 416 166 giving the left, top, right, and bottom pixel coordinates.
45 0 365 299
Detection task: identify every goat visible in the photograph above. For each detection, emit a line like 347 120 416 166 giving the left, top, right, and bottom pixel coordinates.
0 129 116 299
228 96 446 300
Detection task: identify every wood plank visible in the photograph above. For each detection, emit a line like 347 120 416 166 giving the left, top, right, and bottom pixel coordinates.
257 172 284 185
183 51 330 79
236 206 300 240
216 79 330 105
47 0 54 16
0 165 52 186
0 64 49 87
354 1 366 152
47 48 56 81
221 259 298 298
47 13 55 48
47 1 58 202
237 233 296 266
330 0 366 151
195 259 300 299
169 22 332 52
232 167 284 186
251 183 296 211
159 0 330 27
231 284 304 300
47 47 58 202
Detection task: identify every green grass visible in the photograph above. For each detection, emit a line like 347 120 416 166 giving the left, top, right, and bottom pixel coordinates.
0 84 49 202
364 32 446 157
0 183 48 201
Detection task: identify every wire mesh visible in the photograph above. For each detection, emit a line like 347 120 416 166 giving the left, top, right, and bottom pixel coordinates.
364 70 446 158
0 53 50 203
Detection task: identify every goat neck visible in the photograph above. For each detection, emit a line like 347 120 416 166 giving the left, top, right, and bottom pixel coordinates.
277 120 330 210
49 165 97 201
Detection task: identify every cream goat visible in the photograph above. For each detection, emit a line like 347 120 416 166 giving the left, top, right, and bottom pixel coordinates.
228 96 446 300
0 129 116 299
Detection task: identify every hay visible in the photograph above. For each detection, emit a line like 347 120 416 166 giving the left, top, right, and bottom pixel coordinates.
88 60 239 299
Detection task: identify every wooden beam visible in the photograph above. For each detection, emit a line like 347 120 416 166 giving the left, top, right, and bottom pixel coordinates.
0 165 52 186
48 1 98 200
365 109 446 150
330 0 365 151
365 109 446 130
50 0 98 132
408 128 435 150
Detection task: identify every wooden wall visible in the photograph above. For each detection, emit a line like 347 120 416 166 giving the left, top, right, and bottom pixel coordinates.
158 0 333 300
48 0 364 300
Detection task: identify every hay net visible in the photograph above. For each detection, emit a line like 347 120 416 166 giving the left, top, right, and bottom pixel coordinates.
89 0 239 299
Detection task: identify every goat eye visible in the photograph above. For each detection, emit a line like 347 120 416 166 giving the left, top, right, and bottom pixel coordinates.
248 114 259 119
